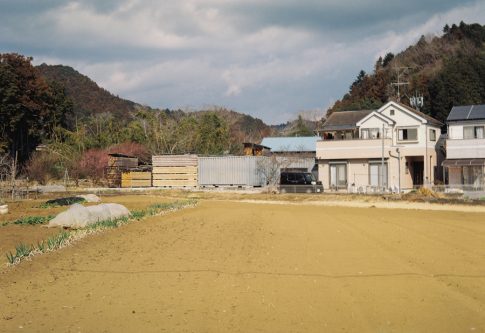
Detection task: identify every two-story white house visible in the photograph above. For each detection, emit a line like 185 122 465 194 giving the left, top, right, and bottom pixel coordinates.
443 104 485 190
316 101 443 192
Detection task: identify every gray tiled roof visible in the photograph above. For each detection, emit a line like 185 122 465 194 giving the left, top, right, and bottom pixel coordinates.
322 110 373 131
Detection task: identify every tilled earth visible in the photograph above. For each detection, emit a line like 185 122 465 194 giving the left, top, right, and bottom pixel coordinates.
1 200 485 332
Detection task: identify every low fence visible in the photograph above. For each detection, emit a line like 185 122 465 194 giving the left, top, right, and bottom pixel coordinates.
121 171 152 188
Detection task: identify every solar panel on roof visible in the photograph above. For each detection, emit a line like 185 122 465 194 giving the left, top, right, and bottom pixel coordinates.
447 105 471 121
468 104 485 120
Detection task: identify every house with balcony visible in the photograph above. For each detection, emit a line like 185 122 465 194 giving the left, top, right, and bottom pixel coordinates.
442 104 485 190
316 101 443 192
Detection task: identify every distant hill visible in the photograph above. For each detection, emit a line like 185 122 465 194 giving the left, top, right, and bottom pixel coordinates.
36 64 274 147
329 22 485 123
36 64 138 120
271 117 320 137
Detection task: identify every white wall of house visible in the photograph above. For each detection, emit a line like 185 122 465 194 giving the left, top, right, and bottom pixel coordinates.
447 120 485 159
317 101 442 191
448 120 485 140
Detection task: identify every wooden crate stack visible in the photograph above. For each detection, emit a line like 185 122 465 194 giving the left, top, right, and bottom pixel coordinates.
152 155 198 187
121 171 152 188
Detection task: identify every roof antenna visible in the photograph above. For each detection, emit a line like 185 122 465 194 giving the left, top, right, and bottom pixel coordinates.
391 66 411 102
410 91 424 111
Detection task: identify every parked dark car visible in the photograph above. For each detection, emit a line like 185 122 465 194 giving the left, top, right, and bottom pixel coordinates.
279 172 324 193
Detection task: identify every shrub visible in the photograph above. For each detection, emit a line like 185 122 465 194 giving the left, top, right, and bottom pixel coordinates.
78 149 109 184
25 151 63 185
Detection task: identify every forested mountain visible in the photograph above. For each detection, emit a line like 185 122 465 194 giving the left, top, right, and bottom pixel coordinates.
329 22 485 123
37 64 138 121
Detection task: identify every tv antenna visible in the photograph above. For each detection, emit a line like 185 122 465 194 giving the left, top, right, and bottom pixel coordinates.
391 66 412 101
410 91 424 111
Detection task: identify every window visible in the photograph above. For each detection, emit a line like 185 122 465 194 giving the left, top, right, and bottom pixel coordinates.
464 126 484 139
398 128 418 141
369 162 388 188
429 129 436 141
330 163 347 189
361 128 380 139
390 109 395 116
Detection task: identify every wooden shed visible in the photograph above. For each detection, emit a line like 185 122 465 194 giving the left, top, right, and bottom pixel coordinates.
106 153 139 188
152 155 198 187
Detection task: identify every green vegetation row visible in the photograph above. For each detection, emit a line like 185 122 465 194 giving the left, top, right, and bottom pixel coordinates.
1 215 55 227
5 199 197 265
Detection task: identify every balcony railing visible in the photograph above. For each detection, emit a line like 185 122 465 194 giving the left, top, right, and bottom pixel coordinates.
317 138 393 159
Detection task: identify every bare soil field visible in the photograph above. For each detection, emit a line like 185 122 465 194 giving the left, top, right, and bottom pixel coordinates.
1 198 485 332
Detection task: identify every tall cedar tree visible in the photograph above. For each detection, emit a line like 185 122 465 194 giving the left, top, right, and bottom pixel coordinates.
0 53 72 161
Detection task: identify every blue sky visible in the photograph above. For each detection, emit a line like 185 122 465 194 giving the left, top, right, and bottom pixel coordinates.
1 0 484 124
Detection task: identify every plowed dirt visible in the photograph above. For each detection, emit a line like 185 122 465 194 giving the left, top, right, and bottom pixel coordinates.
1 200 485 332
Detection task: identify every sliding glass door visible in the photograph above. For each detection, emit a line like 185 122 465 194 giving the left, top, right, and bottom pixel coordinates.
330 163 347 189
369 162 388 188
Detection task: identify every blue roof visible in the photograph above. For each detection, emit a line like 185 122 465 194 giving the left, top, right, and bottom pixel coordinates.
260 136 320 153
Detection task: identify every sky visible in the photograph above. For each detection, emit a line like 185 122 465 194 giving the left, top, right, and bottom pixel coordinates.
1 1 484 124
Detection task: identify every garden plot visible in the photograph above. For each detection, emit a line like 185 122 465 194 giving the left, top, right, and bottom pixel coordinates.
0 194 178 258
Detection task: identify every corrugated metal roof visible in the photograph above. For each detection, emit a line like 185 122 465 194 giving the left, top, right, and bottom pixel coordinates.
447 104 485 122
261 136 320 152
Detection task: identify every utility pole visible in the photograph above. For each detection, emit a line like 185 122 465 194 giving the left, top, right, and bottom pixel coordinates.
391 66 411 101
381 124 385 192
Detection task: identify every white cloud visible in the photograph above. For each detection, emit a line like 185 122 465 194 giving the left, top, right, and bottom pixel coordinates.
3 0 484 124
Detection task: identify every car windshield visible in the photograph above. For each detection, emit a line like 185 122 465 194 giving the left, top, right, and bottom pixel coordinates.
305 174 315 182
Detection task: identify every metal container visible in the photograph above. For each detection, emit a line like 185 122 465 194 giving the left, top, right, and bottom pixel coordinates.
198 156 267 186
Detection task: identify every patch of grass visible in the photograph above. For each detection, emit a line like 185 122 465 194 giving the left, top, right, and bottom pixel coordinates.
46 231 70 251
130 210 146 220
87 216 130 230
13 215 54 225
6 243 33 264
